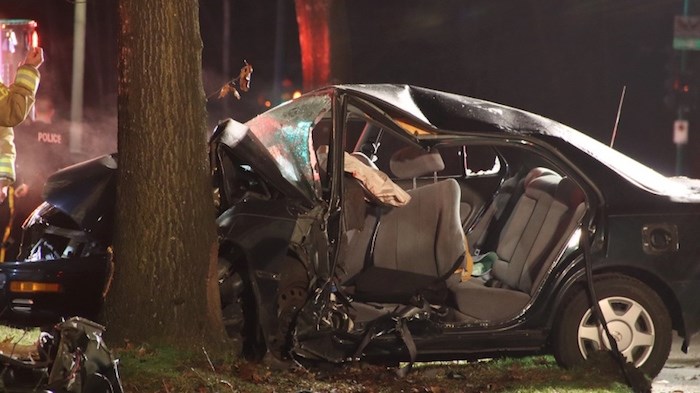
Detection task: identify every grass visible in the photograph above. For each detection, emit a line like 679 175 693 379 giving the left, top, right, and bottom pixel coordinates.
0 325 39 347
113 346 633 393
0 326 636 392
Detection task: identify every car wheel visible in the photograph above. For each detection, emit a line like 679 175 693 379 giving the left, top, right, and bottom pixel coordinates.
553 274 672 377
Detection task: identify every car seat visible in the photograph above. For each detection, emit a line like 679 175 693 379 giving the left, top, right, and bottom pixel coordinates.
449 176 586 322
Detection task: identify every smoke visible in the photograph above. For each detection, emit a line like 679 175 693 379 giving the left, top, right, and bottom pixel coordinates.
13 93 117 197
79 102 118 161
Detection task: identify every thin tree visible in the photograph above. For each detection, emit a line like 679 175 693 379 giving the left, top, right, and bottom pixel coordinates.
294 0 349 90
295 0 331 90
106 0 225 345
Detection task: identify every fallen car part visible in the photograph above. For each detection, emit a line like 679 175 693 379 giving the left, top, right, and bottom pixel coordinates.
0 317 123 393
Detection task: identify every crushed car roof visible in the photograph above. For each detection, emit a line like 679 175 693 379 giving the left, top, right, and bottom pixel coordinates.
325 84 700 202
332 84 573 135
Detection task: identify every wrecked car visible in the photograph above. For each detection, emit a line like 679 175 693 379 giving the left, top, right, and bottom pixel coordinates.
6 84 700 378
0 155 114 325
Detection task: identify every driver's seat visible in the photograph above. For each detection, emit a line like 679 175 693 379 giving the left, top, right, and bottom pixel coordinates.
349 178 467 303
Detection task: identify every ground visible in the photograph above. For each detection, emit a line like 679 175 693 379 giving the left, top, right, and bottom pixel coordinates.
652 334 700 393
1 327 699 392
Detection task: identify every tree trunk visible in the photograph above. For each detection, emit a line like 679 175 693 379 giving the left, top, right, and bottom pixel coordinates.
107 0 224 346
294 0 332 91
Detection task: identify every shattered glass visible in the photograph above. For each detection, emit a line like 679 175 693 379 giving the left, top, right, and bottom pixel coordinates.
246 94 332 200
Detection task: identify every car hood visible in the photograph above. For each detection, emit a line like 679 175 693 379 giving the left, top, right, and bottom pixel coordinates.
212 93 332 205
42 154 117 242
210 118 316 205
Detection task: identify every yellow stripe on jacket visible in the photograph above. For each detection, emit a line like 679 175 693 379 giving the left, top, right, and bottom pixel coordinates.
0 64 40 181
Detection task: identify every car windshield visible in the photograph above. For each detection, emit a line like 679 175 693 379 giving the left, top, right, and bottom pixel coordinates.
547 124 699 201
245 93 332 200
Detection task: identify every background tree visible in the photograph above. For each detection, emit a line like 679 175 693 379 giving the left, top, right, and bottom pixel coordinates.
294 0 350 90
295 0 330 91
106 0 225 345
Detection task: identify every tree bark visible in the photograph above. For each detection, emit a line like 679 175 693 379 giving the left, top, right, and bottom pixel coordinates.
107 0 224 346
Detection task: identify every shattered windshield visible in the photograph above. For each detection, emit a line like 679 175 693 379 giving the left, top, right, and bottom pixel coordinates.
245 94 332 200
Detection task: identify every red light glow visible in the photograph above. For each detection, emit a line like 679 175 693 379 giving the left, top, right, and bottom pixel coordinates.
295 1 331 90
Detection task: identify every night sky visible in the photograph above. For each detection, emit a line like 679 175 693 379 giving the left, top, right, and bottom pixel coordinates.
2 0 697 177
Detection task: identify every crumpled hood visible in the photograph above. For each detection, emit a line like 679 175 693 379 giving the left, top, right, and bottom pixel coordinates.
211 118 315 206
42 154 117 243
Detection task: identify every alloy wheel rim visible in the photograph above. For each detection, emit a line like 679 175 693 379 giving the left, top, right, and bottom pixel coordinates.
577 296 655 367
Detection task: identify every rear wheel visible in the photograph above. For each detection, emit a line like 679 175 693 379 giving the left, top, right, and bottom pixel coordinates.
553 274 672 377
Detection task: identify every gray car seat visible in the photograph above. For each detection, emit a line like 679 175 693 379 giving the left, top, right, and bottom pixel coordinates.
468 167 559 254
339 145 465 303
449 176 586 322
350 178 466 303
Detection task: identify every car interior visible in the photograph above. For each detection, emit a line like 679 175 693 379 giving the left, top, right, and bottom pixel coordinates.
315 113 588 328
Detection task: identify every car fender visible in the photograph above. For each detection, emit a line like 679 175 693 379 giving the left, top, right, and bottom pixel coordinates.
218 199 328 354
550 254 692 353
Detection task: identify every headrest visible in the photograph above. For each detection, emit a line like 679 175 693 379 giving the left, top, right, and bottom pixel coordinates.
389 146 445 179
524 175 560 199
555 177 585 207
523 167 560 187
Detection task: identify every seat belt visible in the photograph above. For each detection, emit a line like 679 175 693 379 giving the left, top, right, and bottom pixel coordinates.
353 303 425 377
394 318 417 377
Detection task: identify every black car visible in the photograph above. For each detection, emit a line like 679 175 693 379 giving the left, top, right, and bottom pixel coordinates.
0 154 115 325
4 85 700 378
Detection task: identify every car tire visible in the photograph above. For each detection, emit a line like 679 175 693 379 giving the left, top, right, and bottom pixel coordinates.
553 274 672 378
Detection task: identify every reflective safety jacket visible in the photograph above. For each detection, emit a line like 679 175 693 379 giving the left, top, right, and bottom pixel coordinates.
0 65 40 184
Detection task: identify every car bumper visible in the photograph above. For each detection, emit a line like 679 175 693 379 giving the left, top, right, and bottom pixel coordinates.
0 254 111 327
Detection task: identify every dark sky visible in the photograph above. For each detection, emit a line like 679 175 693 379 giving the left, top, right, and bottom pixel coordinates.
334 0 694 177
1 0 696 176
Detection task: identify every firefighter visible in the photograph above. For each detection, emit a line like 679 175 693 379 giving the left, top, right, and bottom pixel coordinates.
0 46 43 261
0 46 43 201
